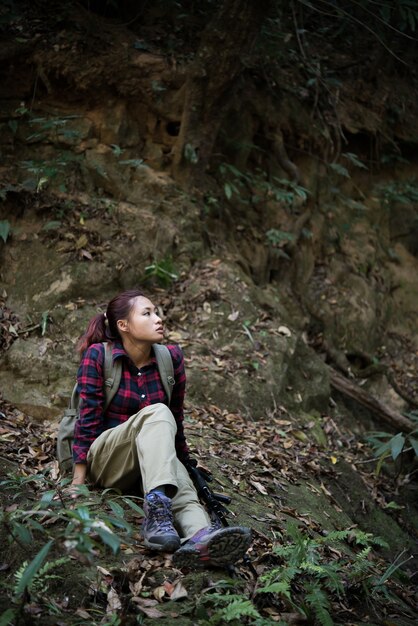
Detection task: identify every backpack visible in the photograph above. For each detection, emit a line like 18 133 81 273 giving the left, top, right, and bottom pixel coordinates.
56 342 175 473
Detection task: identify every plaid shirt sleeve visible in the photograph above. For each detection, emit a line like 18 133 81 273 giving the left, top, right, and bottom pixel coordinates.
167 344 190 463
73 343 106 464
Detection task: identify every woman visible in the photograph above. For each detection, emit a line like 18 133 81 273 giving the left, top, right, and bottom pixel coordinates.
71 288 251 568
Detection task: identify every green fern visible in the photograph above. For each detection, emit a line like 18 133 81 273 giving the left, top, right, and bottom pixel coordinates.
368 535 389 549
300 561 344 596
304 583 334 626
259 564 298 587
257 579 292 599
14 556 70 597
216 598 262 622
198 592 263 625
348 547 372 580
318 529 351 544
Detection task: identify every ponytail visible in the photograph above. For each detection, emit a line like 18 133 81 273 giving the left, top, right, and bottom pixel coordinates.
76 312 115 358
76 288 146 359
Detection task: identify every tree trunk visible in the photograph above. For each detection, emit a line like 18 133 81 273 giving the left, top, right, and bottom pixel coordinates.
171 0 271 188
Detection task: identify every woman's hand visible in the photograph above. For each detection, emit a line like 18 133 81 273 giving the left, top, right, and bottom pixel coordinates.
68 463 88 498
54 464 88 501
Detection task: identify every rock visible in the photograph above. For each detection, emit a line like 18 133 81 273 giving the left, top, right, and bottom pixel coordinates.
281 337 330 412
0 336 77 418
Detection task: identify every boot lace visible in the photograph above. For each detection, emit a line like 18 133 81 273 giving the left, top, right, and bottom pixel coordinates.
148 495 174 531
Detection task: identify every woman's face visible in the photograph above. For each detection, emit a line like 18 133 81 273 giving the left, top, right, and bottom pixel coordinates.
117 296 164 343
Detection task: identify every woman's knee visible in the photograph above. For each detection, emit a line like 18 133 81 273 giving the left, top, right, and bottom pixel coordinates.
125 403 175 436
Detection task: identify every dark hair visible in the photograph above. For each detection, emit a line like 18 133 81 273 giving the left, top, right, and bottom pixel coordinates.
77 289 146 357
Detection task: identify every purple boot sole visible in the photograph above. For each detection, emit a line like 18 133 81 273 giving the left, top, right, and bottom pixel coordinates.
173 526 252 568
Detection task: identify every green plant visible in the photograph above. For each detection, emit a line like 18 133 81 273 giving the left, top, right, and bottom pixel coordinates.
327 152 368 179
0 473 143 561
0 609 15 626
20 153 80 191
0 220 11 243
142 257 178 287
365 424 418 476
0 109 83 195
375 179 418 206
376 0 418 33
119 158 147 169
266 228 296 246
218 163 309 207
194 580 273 626
191 524 394 626
265 228 298 261
0 472 146 626
256 524 390 625
14 553 70 600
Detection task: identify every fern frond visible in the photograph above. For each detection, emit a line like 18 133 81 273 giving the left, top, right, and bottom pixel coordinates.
272 544 297 559
301 561 327 576
319 530 351 544
348 547 372 580
203 592 244 605
370 536 389 549
217 598 261 622
281 565 299 584
300 561 344 596
257 579 291 599
319 565 345 596
259 566 282 586
13 561 29 587
260 565 299 589
13 556 69 596
305 584 334 626
36 556 69 579
349 530 374 546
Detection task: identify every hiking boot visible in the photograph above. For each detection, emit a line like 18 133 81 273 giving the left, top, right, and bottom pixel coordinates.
142 492 181 552
173 524 252 568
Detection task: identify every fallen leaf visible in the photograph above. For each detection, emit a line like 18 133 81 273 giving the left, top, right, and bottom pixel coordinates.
153 585 167 602
97 565 112 577
167 580 188 601
320 482 332 497
250 480 268 495
76 234 88 249
106 587 122 613
132 597 159 607
75 609 91 619
24 604 43 616
132 598 166 618
163 581 175 596
290 429 308 442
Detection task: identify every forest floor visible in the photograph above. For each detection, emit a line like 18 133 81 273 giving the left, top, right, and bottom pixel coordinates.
1 292 417 625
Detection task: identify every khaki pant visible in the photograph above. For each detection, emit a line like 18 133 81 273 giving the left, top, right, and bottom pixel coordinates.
87 403 210 539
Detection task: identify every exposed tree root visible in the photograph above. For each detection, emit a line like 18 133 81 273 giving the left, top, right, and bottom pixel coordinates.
329 367 415 434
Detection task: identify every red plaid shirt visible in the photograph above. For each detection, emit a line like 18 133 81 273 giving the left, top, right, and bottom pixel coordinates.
72 341 189 464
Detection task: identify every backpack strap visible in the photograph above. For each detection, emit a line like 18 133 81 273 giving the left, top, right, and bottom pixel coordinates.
68 383 79 412
102 342 122 410
153 343 175 404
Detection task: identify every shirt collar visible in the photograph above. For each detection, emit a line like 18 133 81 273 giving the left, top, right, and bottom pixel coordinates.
111 341 157 364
